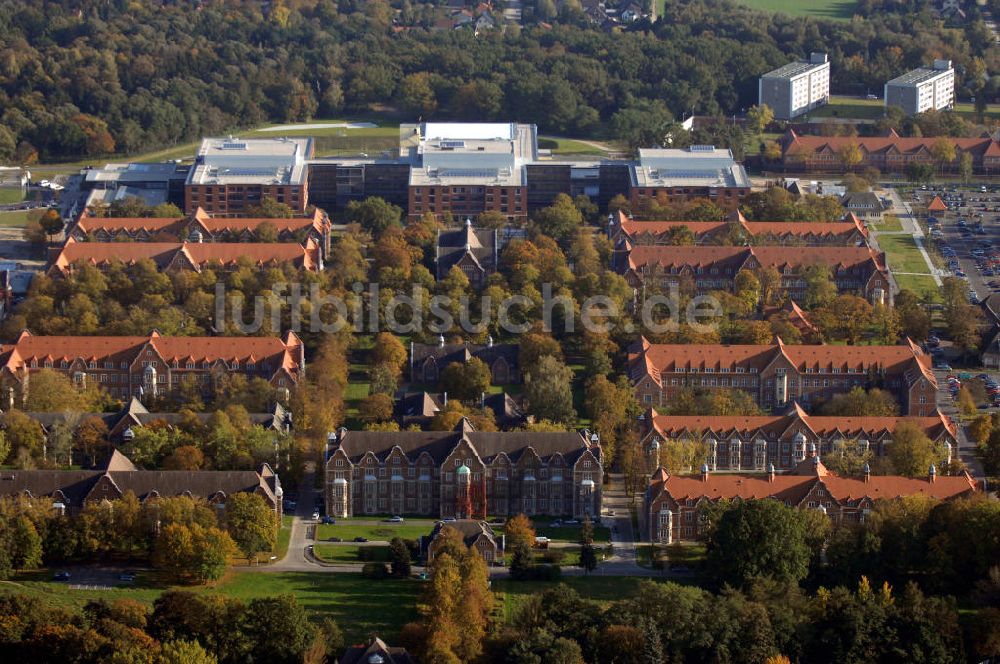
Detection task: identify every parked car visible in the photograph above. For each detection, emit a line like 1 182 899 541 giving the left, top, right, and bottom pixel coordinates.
388 516 404 523
936 363 953 371
119 573 136 582
353 536 368 543
322 516 336 525
311 511 320 520
54 571 71 581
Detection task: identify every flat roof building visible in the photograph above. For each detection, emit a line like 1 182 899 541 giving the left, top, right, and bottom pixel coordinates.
185 137 314 216
759 52 831 120
406 122 537 220
884 60 955 115
628 146 751 212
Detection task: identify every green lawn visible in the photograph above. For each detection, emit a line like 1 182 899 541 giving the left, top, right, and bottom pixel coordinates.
894 274 942 303
0 210 32 227
808 97 884 120
1 571 421 643
313 544 391 563
537 136 610 157
316 522 435 542
274 515 293 561
736 0 858 20
532 522 611 543
0 188 25 204
878 234 933 274
869 216 903 233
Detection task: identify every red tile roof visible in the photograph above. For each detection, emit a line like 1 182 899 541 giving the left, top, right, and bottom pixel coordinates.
630 337 936 388
616 209 867 242
51 238 321 274
783 130 1000 159
625 245 886 273
927 196 948 212
0 330 303 383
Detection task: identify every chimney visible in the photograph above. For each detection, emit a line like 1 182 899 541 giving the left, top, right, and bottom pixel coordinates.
443 391 448 406
929 463 936 483
701 463 710 482
768 463 775 482
863 462 871 483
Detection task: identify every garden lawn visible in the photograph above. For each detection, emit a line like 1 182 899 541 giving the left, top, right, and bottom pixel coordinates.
870 216 903 232
1 571 421 643
0 210 32 227
537 136 610 157
0 188 24 204
736 0 858 19
808 96 884 120
878 235 932 274
315 522 438 541
312 544 390 563
894 274 942 302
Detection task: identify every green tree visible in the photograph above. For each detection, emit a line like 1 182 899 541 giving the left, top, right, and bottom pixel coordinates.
439 358 492 401
345 196 403 237
244 595 316 664
158 640 218 664
959 151 974 183
225 493 277 560
746 104 774 136
524 355 577 425
389 537 411 578
534 194 583 242
887 420 944 477
705 500 812 590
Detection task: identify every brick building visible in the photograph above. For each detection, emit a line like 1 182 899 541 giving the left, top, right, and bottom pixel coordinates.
425 520 502 564
323 419 602 519
644 456 978 543
50 238 322 276
406 123 534 221
0 450 282 515
0 330 304 403
71 207 331 255
609 210 868 247
618 245 891 305
628 337 938 415
410 337 519 385
628 146 751 213
637 404 957 473
185 137 313 215
780 129 1000 175
435 221 498 287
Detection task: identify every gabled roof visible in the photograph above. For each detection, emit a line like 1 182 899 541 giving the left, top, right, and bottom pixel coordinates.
783 132 1000 159
615 209 868 243
625 245 887 275
0 331 302 383
50 238 321 274
927 195 948 212
629 337 936 388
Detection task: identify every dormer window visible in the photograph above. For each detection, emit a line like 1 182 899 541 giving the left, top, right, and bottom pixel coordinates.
88 361 96 369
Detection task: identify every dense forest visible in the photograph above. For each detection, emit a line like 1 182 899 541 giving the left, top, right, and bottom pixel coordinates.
0 0 996 162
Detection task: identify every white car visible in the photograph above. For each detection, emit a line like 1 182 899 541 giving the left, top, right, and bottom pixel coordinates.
388 516 404 523
311 511 320 520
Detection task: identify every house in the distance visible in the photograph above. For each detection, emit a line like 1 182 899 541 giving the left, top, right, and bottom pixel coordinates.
840 191 885 224
0 449 283 515
340 637 415 664
410 337 520 385
435 220 498 287
644 454 978 543
424 519 502 563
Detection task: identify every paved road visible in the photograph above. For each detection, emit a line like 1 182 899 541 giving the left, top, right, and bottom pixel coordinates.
879 187 942 286
933 368 987 480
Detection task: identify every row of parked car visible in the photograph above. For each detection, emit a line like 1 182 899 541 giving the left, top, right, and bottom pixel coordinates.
945 373 1000 407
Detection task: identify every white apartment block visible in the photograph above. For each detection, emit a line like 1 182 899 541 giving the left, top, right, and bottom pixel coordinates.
884 60 955 115
758 52 830 120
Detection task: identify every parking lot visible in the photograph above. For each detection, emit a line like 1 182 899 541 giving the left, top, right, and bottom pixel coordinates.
915 184 1000 302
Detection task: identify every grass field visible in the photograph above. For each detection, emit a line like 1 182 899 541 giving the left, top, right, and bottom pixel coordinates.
894 273 942 302
870 216 904 233
0 188 25 204
313 544 391 563
736 0 858 20
0 210 32 227
809 97 884 120
493 576 677 622
1 571 421 643
878 234 933 274
316 522 436 542
538 136 610 157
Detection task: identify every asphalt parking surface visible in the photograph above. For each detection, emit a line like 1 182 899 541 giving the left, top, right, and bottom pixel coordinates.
916 184 1000 301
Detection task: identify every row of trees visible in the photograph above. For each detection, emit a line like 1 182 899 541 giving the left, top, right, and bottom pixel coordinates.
0 493 277 582
0 591 342 664
2 1 993 162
